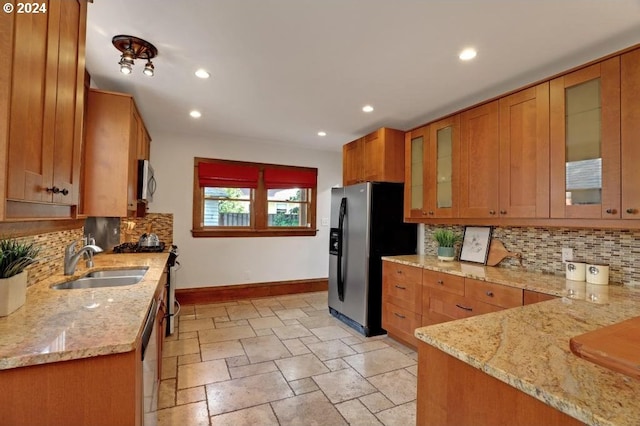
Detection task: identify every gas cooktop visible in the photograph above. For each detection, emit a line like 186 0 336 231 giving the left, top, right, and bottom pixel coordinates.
113 242 166 253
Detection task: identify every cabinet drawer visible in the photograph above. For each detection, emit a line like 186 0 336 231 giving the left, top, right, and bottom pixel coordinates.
383 263 422 313
423 270 465 296
382 302 421 347
426 287 504 324
383 262 423 285
465 278 523 309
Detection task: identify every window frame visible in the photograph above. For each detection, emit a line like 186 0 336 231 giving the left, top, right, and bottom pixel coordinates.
192 158 318 237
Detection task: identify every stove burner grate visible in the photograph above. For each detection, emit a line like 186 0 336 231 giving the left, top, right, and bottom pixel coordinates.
113 242 166 253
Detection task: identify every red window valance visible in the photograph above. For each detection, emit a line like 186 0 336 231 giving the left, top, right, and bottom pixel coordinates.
264 168 317 189
198 162 260 188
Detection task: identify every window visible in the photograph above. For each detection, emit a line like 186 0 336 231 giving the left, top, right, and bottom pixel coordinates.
192 158 318 237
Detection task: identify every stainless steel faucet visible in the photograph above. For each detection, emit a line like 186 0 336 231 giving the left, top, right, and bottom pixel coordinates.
64 242 103 275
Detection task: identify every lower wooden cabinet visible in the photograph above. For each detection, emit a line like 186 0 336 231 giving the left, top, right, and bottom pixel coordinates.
382 262 422 347
523 289 558 305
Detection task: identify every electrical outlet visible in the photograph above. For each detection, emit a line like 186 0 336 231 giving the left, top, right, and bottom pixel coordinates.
561 248 573 263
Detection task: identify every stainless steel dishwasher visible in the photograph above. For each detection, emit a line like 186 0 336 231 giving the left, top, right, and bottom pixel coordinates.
141 298 159 426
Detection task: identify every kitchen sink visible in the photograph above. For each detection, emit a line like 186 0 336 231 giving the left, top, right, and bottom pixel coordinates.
51 267 148 290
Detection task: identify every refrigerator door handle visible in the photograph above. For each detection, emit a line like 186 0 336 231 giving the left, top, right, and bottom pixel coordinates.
337 196 347 301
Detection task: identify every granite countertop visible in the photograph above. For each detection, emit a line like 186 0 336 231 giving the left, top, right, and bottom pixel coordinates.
382 255 640 426
0 252 169 370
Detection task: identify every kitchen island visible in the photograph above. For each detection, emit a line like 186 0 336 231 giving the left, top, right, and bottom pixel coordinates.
382 255 640 426
0 252 168 426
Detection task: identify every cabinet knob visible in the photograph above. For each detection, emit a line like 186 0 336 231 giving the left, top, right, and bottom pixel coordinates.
626 208 636 214
485 291 494 297
437 279 444 285
60 188 69 196
46 186 60 194
422 211 427 216
605 208 616 214
500 210 506 215
489 210 496 215
428 211 434 215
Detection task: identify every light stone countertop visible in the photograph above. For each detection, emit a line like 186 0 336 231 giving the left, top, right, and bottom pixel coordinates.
0 252 169 370
382 255 640 426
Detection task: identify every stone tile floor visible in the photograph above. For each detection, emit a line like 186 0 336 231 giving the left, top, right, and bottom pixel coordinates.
157 291 417 425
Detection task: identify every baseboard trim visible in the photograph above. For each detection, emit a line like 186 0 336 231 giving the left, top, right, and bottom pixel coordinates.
175 278 328 305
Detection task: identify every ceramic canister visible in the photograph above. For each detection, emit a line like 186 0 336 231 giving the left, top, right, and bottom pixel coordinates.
565 261 586 281
586 263 609 285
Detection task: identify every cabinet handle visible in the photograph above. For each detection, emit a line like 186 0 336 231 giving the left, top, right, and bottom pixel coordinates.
394 312 406 319
60 188 69 196
394 285 406 290
396 270 403 274
46 186 60 194
485 291 494 297
605 208 616 214
626 208 636 214
437 279 444 285
422 211 427 216
429 211 434 215
500 210 506 215
489 210 496 215
455 304 473 312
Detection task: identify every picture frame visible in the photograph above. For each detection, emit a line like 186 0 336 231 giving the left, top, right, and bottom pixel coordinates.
459 226 492 264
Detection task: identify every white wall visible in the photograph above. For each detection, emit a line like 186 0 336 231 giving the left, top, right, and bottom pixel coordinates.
149 132 342 289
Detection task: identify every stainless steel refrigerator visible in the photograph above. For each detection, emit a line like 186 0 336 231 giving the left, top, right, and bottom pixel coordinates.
328 182 417 336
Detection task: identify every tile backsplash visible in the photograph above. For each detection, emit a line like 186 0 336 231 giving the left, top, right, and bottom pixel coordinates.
424 225 640 286
119 213 174 245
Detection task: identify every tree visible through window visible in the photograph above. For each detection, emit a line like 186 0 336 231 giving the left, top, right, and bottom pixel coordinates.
193 158 317 237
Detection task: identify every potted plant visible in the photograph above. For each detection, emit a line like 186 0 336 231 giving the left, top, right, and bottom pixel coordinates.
0 238 39 316
433 228 461 261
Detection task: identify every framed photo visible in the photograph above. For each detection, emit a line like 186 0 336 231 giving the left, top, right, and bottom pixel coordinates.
460 226 492 264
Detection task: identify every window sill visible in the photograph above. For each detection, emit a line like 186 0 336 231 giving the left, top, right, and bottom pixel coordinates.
191 228 318 238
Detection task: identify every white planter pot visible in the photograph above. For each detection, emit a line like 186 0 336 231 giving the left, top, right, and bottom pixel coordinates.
0 271 28 316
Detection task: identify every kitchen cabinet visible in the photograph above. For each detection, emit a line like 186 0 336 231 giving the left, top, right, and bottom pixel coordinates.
499 83 550 218
621 48 640 219
1 0 87 221
550 58 621 219
403 126 428 219
382 261 423 347
84 89 151 217
342 127 405 185
459 101 500 218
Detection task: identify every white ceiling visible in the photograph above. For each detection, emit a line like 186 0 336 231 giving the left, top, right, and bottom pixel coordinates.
85 1 640 152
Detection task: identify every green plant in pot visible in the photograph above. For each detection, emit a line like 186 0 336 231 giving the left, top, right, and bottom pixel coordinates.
0 238 39 316
433 229 461 261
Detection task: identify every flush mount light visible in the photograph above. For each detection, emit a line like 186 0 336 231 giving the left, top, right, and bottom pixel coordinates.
190 110 202 118
195 69 211 79
459 48 477 61
112 35 158 76
317 131 327 137
362 105 374 113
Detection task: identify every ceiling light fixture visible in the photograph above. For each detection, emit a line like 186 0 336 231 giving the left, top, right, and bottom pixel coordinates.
112 35 158 76
190 110 202 118
317 131 327 137
459 48 477 61
362 105 374 113
195 69 211 79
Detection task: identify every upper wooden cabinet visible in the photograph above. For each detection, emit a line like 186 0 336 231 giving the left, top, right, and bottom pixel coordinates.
459 101 500 218
550 58 621 219
499 83 550 218
404 126 428 219
1 0 87 221
621 49 640 219
83 89 150 217
342 128 405 185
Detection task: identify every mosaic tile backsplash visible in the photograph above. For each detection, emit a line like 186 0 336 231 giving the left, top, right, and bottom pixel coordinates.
119 213 174 245
424 225 640 286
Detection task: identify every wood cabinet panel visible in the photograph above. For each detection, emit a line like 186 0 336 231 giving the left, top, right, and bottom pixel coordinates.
459 101 500 218
426 286 503 323
342 138 363 185
523 290 558 305
499 83 550 218
342 128 404 185
422 270 464 296
621 49 640 219
404 126 429 219
382 302 421 348
465 278 523 309
382 262 422 313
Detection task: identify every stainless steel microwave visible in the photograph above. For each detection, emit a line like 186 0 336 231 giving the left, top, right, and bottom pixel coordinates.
137 159 156 202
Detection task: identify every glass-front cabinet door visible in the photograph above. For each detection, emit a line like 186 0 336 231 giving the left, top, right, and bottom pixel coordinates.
550 58 620 219
404 126 429 219
427 116 459 217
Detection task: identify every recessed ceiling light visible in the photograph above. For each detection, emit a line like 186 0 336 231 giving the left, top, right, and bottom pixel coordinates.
362 105 374 113
317 131 327 137
195 69 210 79
190 110 202 118
459 48 477 61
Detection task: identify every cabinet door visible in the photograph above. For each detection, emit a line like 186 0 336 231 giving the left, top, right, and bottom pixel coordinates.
428 116 459 218
6 1 57 202
459 101 499 218
404 126 429 219
342 138 363 185
550 58 621 219
363 129 383 181
499 83 550 218
621 49 640 219
51 0 86 206
135 106 151 160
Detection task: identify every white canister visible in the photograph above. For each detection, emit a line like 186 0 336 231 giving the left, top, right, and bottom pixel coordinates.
586 263 609 285
565 261 586 281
